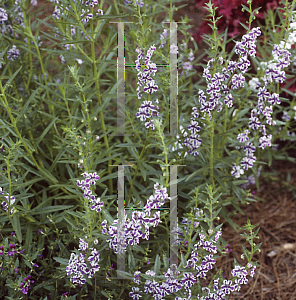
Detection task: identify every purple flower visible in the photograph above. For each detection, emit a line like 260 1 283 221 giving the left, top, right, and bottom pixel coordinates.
231 164 244 178
124 0 145 7
78 239 88 251
181 272 196 288
231 73 245 90
258 134 272 149
248 116 261 131
257 86 270 101
90 197 104 212
170 43 178 54
231 265 248 278
60 55 65 64
129 286 142 300
237 130 250 143
103 183 170 255
52 6 61 19
268 93 280 105
0 246 4 255
221 280 236 294
0 8 8 24
237 55 250 73
240 155 255 170
7 45 20 61
224 93 233 108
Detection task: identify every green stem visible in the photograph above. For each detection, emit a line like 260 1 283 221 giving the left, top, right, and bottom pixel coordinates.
89 12 113 195
0 81 73 198
127 134 149 204
209 115 215 187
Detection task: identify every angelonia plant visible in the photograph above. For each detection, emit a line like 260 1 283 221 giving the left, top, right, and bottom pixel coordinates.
0 0 295 298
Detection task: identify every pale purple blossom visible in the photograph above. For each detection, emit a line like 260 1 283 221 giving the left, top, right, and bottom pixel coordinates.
0 8 8 24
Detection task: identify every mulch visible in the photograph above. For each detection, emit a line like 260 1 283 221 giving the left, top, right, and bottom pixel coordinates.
217 162 296 300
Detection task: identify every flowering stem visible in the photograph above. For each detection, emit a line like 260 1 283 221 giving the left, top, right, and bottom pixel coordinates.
185 189 199 260
155 121 169 187
209 115 215 187
89 11 113 195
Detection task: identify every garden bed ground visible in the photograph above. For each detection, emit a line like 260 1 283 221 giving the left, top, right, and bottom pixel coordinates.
27 1 296 299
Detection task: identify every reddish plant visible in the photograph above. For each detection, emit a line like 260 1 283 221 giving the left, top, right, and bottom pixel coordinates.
193 0 281 42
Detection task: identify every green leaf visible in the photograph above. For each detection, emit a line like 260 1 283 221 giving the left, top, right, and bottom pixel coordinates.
180 252 187 268
24 224 33 254
2 66 22 93
163 253 169 270
53 257 69 266
11 214 22 243
128 252 136 271
15 88 40 125
154 254 161 276
219 206 238 232
241 4 251 13
239 22 250 31
34 117 59 151
30 205 74 215
37 167 59 184
116 270 133 280
254 242 262 253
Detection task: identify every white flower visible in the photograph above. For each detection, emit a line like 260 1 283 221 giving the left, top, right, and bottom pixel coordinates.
75 58 84 64
249 78 260 90
279 40 291 50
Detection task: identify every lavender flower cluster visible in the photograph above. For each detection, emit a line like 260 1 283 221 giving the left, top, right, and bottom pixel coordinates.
65 172 102 284
232 28 292 178
129 227 256 300
0 4 22 68
102 183 171 255
181 25 291 179
0 242 25 257
66 238 100 285
135 45 161 130
0 232 38 294
171 207 203 246
51 0 103 22
124 0 145 7
76 172 104 212
0 0 25 38
158 28 195 77
0 187 16 214
50 0 103 62
184 27 261 159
